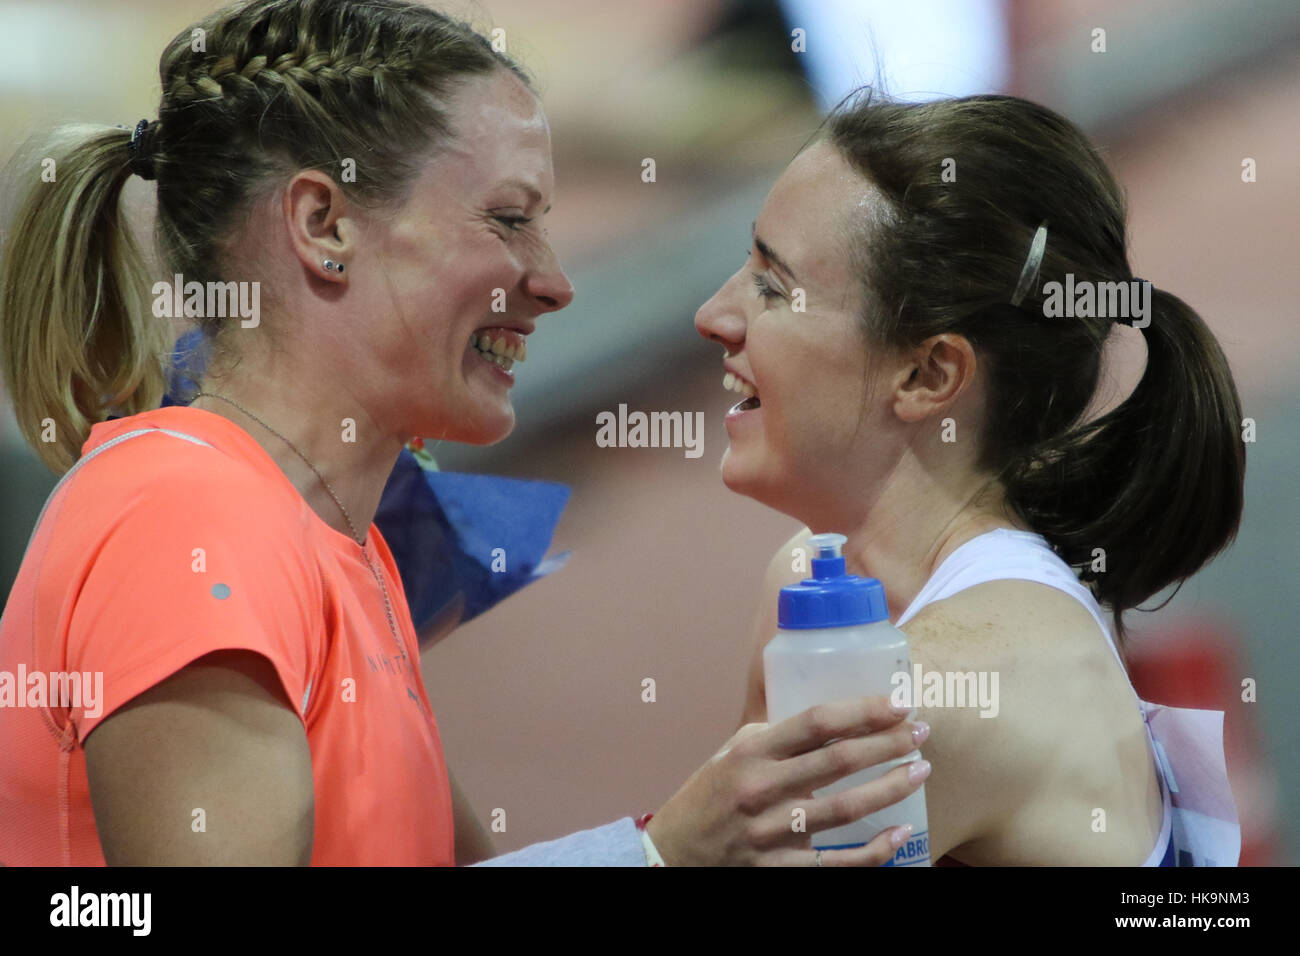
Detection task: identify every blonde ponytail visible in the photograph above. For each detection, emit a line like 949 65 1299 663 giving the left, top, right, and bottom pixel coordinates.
0 124 171 474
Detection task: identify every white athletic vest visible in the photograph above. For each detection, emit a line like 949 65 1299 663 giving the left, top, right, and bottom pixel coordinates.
895 528 1241 867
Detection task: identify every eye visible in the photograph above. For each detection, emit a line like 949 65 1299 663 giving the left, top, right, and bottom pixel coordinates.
493 214 532 234
751 273 781 301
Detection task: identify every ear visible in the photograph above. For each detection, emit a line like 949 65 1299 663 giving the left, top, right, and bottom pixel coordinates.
282 170 355 282
892 334 977 423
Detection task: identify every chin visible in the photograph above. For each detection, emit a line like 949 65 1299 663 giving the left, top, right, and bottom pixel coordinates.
459 412 516 446
470 421 515 446
413 405 515 447
719 450 786 513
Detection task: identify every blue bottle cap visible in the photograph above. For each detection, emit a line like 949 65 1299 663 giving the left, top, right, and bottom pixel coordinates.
778 533 889 629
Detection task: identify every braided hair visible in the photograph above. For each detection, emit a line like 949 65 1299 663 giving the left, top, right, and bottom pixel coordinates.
0 0 528 473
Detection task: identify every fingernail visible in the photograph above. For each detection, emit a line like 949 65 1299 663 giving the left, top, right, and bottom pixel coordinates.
911 721 930 745
908 759 932 783
890 824 914 848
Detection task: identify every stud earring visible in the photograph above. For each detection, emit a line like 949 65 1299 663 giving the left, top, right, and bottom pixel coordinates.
323 259 345 274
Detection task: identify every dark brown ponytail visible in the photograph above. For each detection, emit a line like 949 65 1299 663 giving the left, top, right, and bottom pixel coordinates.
824 90 1246 640
1003 289 1245 634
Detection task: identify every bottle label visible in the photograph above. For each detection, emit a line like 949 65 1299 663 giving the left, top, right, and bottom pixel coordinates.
813 830 930 866
882 831 930 866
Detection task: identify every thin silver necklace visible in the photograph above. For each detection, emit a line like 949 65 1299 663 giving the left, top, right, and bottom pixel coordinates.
190 391 407 665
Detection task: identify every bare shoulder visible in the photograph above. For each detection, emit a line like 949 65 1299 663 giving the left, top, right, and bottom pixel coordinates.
900 579 1115 766
902 579 1115 691
896 583 1054 860
903 581 1159 865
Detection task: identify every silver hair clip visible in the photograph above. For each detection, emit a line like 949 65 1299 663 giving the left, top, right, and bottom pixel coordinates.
1010 222 1048 306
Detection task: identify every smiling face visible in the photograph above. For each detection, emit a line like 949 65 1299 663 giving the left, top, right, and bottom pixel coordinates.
349 68 573 445
694 139 903 526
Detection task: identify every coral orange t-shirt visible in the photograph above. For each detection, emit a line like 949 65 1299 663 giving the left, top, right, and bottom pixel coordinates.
0 405 454 865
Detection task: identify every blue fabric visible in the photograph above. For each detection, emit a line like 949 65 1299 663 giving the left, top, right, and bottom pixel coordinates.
159 329 209 409
374 453 570 629
159 329 571 635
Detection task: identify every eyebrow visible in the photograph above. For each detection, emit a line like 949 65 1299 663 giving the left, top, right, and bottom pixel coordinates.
751 222 799 284
497 178 551 215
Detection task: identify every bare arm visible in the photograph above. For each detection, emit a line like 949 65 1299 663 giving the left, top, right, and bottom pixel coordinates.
84 649 314 866
890 601 1009 863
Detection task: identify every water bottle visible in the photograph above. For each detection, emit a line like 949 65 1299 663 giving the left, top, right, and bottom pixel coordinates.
763 533 931 865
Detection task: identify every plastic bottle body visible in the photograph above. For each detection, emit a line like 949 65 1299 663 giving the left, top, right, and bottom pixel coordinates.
764 620 932 865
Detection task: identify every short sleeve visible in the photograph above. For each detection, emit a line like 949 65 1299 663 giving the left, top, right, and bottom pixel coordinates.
62 442 322 741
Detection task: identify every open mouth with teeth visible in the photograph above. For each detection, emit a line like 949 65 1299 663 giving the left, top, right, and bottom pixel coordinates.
470 328 527 374
723 371 760 412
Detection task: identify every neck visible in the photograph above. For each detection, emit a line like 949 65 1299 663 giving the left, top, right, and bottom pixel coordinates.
831 468 1026 621
190 360 404 545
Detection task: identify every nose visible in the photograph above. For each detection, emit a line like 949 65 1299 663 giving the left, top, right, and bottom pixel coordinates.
523 244 575 314
694 269 747 353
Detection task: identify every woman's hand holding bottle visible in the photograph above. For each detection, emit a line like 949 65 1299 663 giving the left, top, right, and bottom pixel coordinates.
645 695 930 866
